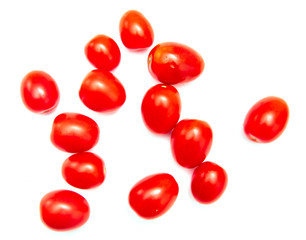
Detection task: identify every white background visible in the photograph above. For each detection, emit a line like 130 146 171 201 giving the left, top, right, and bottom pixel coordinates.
1 0 306 239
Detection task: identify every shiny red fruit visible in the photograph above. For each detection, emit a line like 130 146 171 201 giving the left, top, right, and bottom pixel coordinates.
191 161 228 204
40 190 90 231
79 69 126 112
141 84 181 134
171 119 213 168
50 113 99 153
119 10 154 50
85 34 121 71
20 70 59 113
243 96 289 143
62 152 106 189
129 173 179 219
148 42 204 84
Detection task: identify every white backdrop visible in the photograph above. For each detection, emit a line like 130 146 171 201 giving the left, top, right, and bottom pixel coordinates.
1 0 306 239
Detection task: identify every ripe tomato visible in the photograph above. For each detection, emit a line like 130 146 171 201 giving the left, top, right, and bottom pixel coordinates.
20 70 59 113
40 190 90 231
50 113 99 153
79 69 126 112
148 42 204 84
243 96 289 143
129 173 179 219
119 10 154 50
62 152 106 189
191 161 227 204
141 84 181 134
171 119 213 168
85 34 121 71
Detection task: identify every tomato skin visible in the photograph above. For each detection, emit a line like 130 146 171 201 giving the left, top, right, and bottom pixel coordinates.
148 42 204 84
129 173 179 219
141 84 181 134
119 10 154 49
40 190 90 231
50 113 99 153
85 34 121 71
20 70 59 113
171 119 213 168
191 161 227 204
79 69 126 112
243 96 289 143
62 152 106 189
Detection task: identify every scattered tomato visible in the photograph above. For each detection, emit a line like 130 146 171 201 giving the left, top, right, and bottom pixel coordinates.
141 84 181 134
171 119 213 168
129 173 179 219
40 190 90 231
243 96 289 143
50 113 99 153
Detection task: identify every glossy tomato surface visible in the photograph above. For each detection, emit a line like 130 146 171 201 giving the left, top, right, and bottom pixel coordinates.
20 70 59 113
129 173 179 219
171 119 213 168
50 113 99 153
191 161 228 204
119 10 154 49
40 190 90 231
243 96 289 143
85 34 121 71
79 69 126 112
148 42 204 84
62 152 106 189
141 84 181 134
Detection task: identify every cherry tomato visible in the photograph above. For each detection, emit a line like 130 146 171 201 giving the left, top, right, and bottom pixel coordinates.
148 42 204 84
20 70 59 113
50 113 99 153
171 119 213 168
191 161 227 204
119 10 154 50
85 34 121 71
243 96 289 143
141 84 181 134
79 69 126 112
40 190 90 231
129 173 179 219
62 152 106 189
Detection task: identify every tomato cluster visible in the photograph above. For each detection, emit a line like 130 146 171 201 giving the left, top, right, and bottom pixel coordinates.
20 9 290 231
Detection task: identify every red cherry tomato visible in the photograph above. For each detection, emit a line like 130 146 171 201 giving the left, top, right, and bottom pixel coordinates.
40 190 90 231
148 42 204 84
243 96 289 143
20 70 59 113
141 84 181 134
50 113 99 153
79 69 126 112
129 173 179 219
119 10 154 50
85 34 121 71
191 161 227 204
171 119 213 168
62 152 106 189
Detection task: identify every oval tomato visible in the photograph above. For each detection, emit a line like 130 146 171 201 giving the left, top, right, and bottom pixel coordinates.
50 113 99 153
243 96 289 143
171 119 213 168
79 69 126 112
191 161 227 204
20 70 59 113
141 84 181 134
129 173 179 219
119 10 154 50
62 152 106 189
148 42 204 84
85 34 121 71
40 190 90 231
